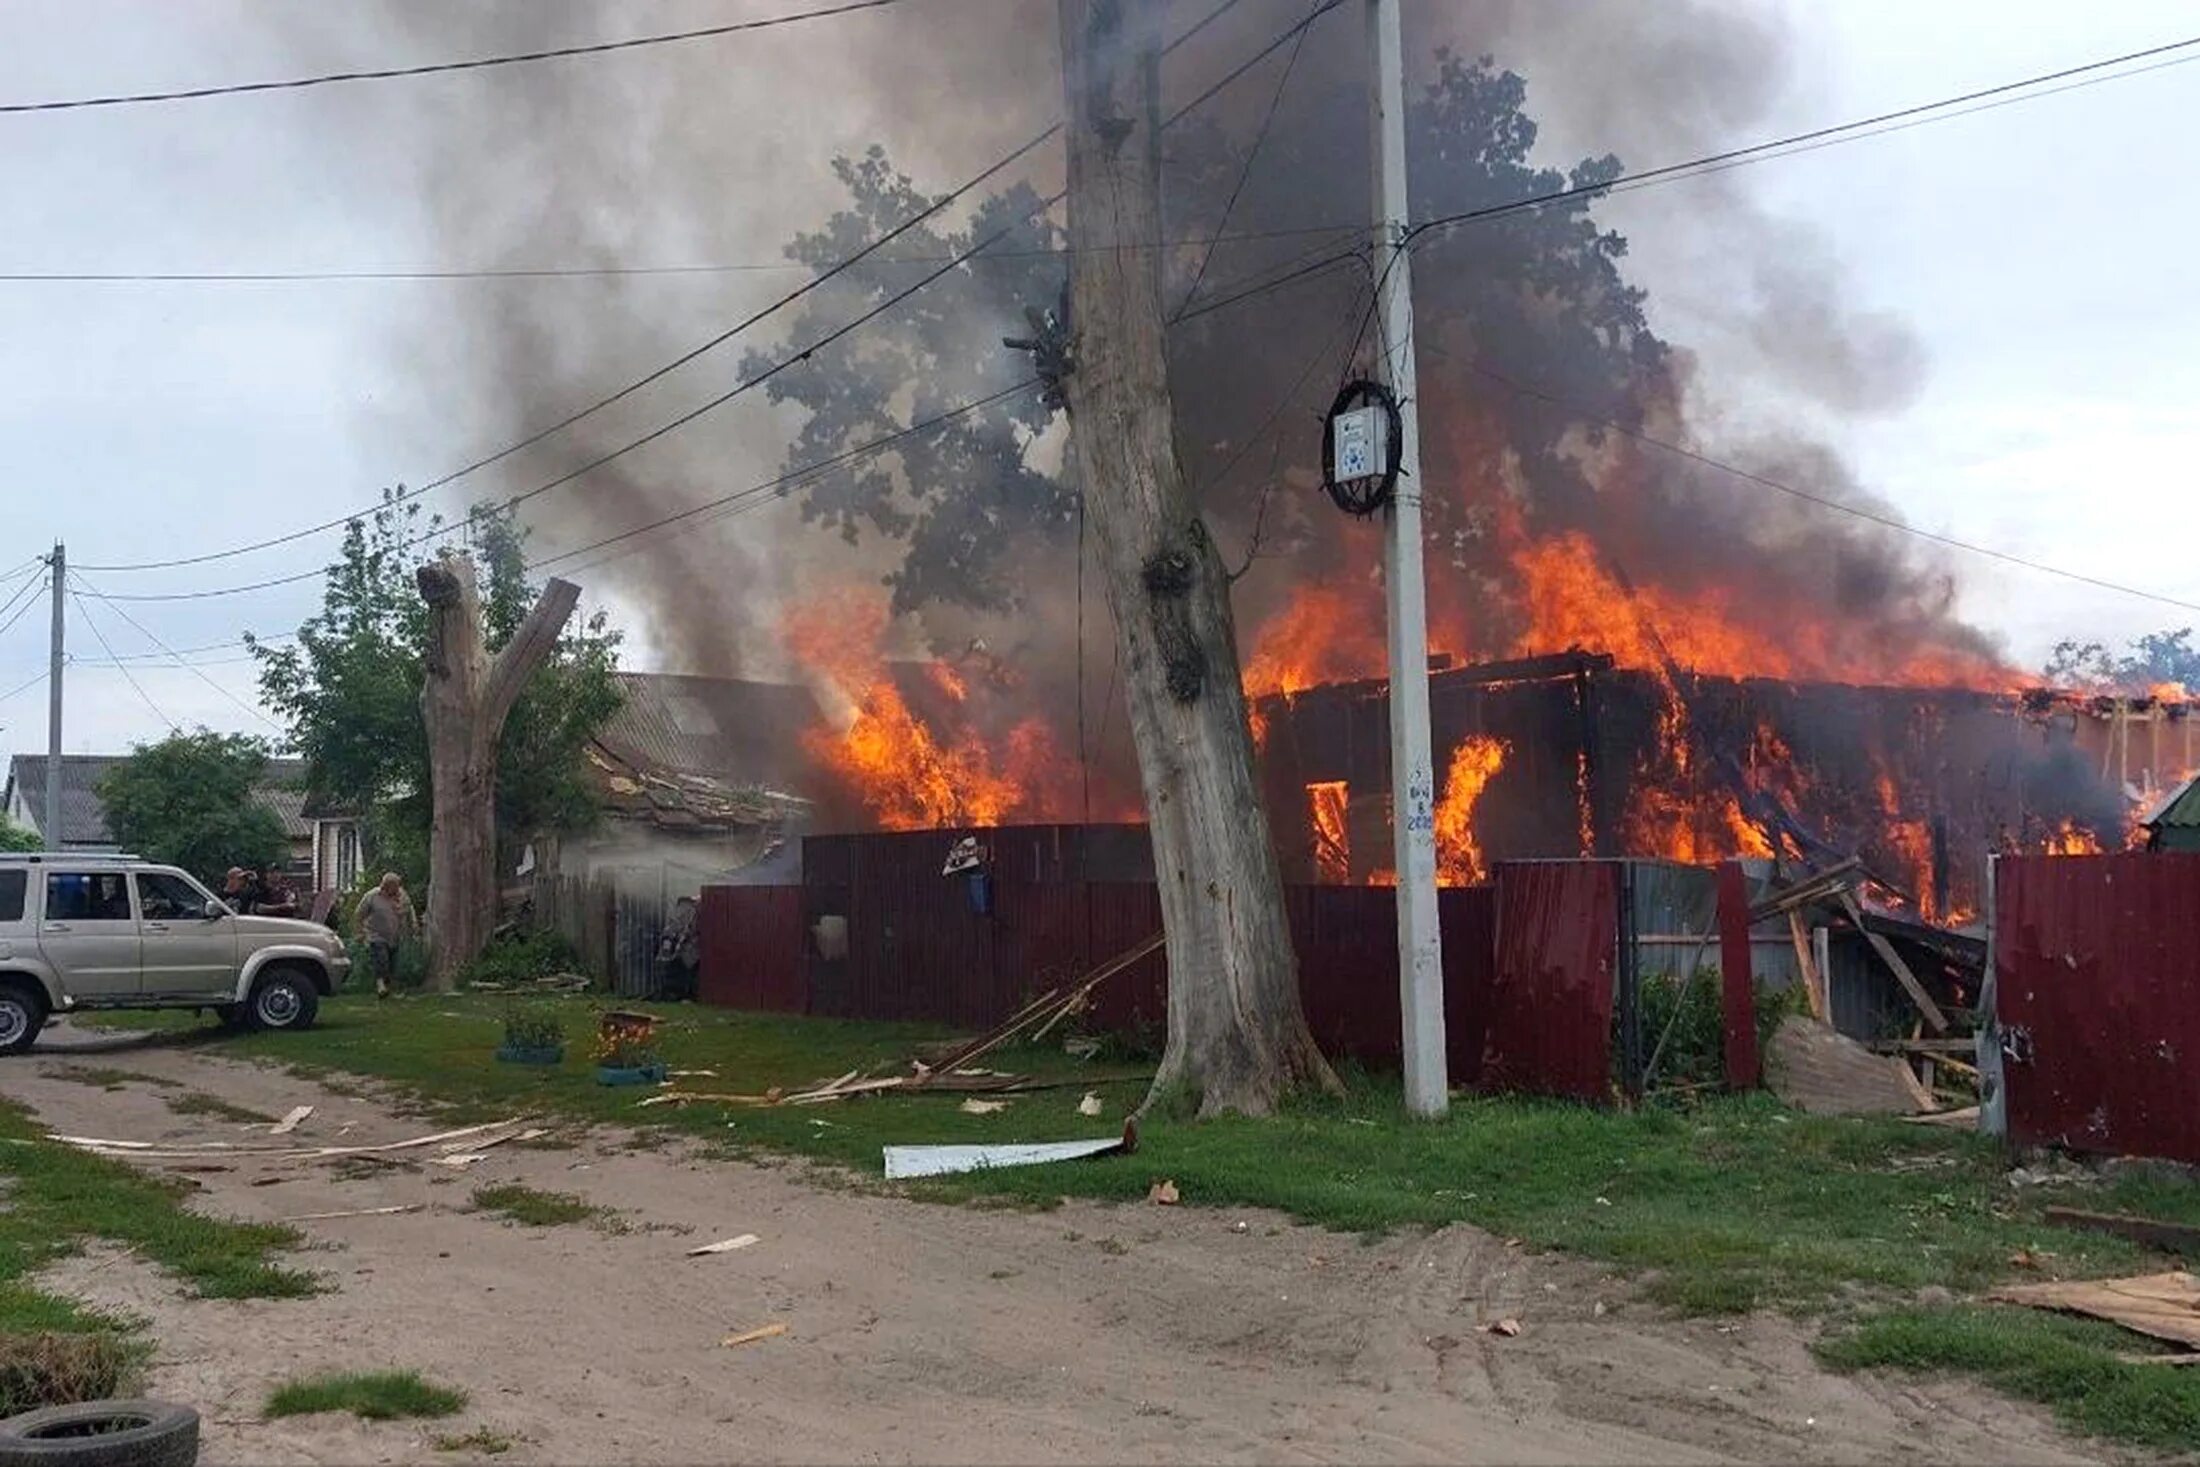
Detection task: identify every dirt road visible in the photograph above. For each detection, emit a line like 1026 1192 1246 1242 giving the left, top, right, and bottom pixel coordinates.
0 1026 2096 1465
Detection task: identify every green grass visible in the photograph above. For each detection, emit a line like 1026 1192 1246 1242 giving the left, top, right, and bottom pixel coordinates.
1820 1305 2200 1450
264 1369 466 1421
0 1098 317 1415
163 1091 277 1126
470 1184 603 1228
82 994 2200 1451
0 1101 316 1311
43 1065 182 1093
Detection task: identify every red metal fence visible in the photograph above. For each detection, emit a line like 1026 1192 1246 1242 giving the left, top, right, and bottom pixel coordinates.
696 886 806 1013
1477 861 1619 1101
1993 853 2200 1164
695 843 1619 1093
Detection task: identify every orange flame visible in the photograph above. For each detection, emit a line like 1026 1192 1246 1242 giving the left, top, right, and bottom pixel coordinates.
1307 781 1350 883
1435 735 1507 886
782 596 1082 831
2043 820 2104 856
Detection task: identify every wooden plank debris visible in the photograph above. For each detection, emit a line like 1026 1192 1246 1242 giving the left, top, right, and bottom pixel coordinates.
1748 858 1864 924
914 932 1163 1085
1838 892 1950 1033
2043 1209 2200 1259
55 1117 530 1163
721 1322 788 1349
284 1204 422 1222
270 1105 314 1135
1786 910 1828 1023
1988 1271 2200 1349
687 1234 760 1256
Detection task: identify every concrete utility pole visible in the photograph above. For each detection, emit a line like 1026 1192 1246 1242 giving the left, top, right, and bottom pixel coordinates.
1369 0 1447 1117
44 543 64 851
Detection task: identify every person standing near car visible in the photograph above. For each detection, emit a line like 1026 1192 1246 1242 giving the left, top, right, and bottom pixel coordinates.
353 872 417 999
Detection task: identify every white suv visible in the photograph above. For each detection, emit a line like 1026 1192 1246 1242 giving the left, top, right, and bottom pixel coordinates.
0 853 350 1053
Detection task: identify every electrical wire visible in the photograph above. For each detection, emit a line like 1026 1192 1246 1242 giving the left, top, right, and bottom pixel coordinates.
68 571 282 729
76 0 1351 578
1430 342 2200 617
0 0 901 116
0 668 48 707
525 378 1043 579
1171 0 1320 321
0 572 49 638
66 589 178 732
84 0 1358 597
1406 32 2200 246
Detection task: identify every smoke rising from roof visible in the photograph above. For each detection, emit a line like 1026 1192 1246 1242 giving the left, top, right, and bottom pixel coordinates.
292 0 2000 744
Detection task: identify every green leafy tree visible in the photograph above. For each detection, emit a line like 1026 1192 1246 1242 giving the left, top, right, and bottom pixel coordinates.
0 818 39 853
2045 627 2200 691
252 493 623 880
748 53 1664 619
97 732 288 884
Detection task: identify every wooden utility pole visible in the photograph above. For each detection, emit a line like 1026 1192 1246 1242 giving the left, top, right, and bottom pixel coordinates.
1055 0 1336 1116
417 552 580 992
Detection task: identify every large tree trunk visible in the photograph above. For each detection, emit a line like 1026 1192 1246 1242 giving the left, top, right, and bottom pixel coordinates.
1056 0 1337 1116
417 553 580 992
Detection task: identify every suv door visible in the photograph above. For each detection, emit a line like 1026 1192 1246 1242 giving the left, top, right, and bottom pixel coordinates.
136 871 237 996
38 871 141 999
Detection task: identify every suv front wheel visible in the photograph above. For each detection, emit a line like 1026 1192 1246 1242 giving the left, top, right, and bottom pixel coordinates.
247 968 320 1033
0 985 44 1056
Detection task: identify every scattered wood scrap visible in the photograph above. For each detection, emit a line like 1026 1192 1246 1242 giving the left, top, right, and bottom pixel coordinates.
688 1234 760 1256
1988 1271 2200 1349
911 933 1163 1085
56 1118 539 1166
284 1204 422 1223
721 1322 788 1349
270 1105 314 1136
2043 1209 2200 1260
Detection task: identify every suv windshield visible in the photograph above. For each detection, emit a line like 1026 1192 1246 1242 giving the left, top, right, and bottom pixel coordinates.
136 872 210 921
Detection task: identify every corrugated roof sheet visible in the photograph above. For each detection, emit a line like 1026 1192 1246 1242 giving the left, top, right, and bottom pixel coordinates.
2141 772 2200 831
6 754 313 844
599 672 825 791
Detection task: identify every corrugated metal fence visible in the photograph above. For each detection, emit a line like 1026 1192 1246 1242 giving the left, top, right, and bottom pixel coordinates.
1991 852 2200 1164
695 830 1656 1100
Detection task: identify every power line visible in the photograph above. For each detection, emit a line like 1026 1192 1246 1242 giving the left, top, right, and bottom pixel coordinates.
0 669 49 707
66 589 178 732
527 378 1043 579
74 125 1065 577
69 572 282 729
76 0 1345 578
1407 32 2200 245
0 0 900 116
84 0 1357 597
1172 0 1319 321
1436 344 2200 617
90 220 1053 602
0 575 51 642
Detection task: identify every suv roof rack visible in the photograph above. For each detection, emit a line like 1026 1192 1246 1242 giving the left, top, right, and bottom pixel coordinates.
0 852 145 864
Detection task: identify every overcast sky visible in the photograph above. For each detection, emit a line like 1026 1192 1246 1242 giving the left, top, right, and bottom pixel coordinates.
2 0 2196 757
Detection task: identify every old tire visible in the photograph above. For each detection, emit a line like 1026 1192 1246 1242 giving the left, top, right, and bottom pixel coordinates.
0 1398 199 1467
246 969 319 1033
0 985 47 1056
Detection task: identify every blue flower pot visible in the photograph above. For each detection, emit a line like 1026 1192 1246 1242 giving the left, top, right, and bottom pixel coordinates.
595 1061 668 1087
496 1043 565 1066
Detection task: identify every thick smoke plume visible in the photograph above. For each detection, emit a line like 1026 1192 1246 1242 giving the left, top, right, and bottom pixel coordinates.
288 0 2014 823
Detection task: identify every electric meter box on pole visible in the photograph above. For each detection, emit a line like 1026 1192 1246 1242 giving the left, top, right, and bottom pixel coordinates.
1331 403 1386 481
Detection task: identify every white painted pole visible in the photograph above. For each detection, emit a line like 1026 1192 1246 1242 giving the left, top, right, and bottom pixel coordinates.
44 543 64 850
1370 0 1446 1117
